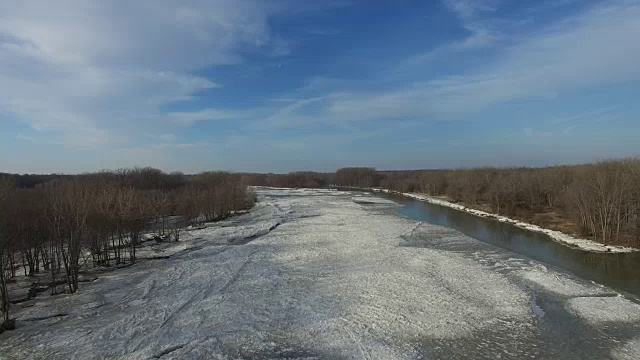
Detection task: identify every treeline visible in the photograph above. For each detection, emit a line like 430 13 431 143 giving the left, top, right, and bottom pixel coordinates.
334 159 640 247
335 168 378 188
242 172 333 188
0 173 65 189
0 167 254 325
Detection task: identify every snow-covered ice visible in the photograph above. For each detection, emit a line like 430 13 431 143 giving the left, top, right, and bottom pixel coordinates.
1 188 638 359
612 337 640 360
567 296 640 324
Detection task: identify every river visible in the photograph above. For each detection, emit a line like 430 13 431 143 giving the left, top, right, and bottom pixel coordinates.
377 191 640 300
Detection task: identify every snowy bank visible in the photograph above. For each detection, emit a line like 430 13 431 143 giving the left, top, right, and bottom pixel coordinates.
370 188 638 253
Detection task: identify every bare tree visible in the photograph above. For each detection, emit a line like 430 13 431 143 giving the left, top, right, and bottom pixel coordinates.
0 176 15 323
125 190 152 263
46 180 94 293
335 168 378 188
149 190 171 235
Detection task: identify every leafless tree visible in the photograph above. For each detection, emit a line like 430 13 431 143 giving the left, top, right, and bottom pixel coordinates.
335 168 378 188
149 190 171 235
0 176 15 322
46 180 94 293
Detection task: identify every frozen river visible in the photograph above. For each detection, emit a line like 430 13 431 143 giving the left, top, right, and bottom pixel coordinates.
1 188 639 359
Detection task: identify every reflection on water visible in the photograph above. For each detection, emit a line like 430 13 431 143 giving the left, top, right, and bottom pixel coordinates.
384 193 640 299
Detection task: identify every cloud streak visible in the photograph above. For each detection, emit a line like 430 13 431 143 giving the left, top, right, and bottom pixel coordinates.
298 1 640 122
0 0 281 145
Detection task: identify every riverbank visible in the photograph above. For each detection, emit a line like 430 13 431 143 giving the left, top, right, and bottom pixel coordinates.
370 188 638 253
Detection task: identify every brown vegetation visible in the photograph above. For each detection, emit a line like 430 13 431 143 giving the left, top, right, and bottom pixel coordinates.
241 171 332 188
335 168 378 188
0 176 14 323
0 168 254 325
335 158 640 248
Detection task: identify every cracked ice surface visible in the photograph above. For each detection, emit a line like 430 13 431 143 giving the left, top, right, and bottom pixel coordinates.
1 188 639 359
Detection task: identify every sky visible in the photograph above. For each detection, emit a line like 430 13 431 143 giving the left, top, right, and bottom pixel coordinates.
1 0 640 174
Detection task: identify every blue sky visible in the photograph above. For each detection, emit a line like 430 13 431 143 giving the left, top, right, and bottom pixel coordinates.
1 0 639 174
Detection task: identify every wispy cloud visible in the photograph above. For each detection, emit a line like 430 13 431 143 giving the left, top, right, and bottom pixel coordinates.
407 25 501 64
547 106 621 124
169 108 256 125
407 0 504 63
444 0 499 19
0 0 283 145
305 1 640 122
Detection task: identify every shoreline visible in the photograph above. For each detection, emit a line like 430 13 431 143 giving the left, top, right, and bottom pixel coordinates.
367 188 638 254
